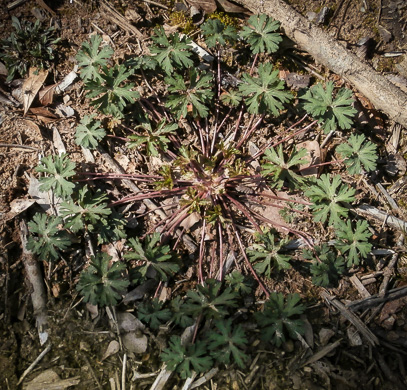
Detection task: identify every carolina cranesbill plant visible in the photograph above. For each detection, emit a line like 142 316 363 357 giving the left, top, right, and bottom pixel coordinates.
73 14 376 299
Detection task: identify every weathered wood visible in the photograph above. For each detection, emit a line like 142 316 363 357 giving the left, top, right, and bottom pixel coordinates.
234 0 407 128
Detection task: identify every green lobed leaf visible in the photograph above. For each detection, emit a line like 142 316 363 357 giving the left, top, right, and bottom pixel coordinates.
304 244 346 287
305 174 356 225
76 252 129 306
137 298 172 330
36 153 76 199
301 81 357 133
255 292 305 347
240 14 282 54
125 233 179 283
336 133 378 174
261 145 308 189
60 185 111 232
161 336 213 379
201 19 237 48
165 68 214 118
239 62 292 116
27 213 72 261
150 27 194 74
208 319 248 368
84 64 139 117
247 230 291 278
76 34 114 82
183 279 238 320
334 219 372 267
75 115 106 149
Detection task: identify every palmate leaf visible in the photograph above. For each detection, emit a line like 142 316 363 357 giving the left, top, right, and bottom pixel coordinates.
165 68 214 118
240 14 282 54
261 145 308 189
336 134 378 174
137 298 172 330
124 232 179 283
305 174 356 225
75 115 106 149
183 279 238 320
304 244 345 287
247 230 291 278
220 89 242 107
89 210 127 245
60 185 111 232
84 64 139 117
36 153 76 199
150 27 194 74
76 34 114 82
255 292 305 347
334 219 372 267
301 81 357 133
201 19 237 48
170 296 194 328
225 271 252 295
208 319 248 368
76 252 129 306
128 118 178 156
239 63 292 116
27 213 72 261
161 336 213 379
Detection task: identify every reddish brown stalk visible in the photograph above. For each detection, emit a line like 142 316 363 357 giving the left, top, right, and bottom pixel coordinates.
218 197 270 297
143 205 190 239
223 193 262 233
198 219 206 285
250 119 318 162
245 196 312 216
257 191 311 206
112 187 188 206
236 114 265 149
234 227 270 297
218 222 224 281
106 134 128 142
250 209 314 249
166 207 192 236
79 172 161 180
298 159 344 171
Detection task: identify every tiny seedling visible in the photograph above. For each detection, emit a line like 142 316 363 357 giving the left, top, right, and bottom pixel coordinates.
137 298 172 330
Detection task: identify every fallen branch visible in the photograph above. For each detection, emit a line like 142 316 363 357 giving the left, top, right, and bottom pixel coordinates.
234 0 407 128
346 285 407 312
20 220 48 345
321 290 379 346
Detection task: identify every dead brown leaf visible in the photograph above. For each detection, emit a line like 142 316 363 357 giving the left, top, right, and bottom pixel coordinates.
186 0 216 13
38 83 58 106
28 107 59 124
22 67 48 115
297 140 322 177
217 0 248 13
